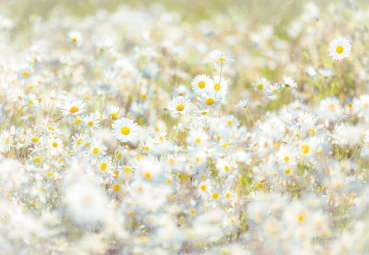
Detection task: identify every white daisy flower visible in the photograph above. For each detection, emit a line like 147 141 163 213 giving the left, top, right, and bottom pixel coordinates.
191 74 212 95
252 77 270 92
329 37 351 61
209 75 228 96
235 98 249 110
48 136 63 156
112 117 140 143
61 99 86 116
282 75 297 88
67 30 83 47
167 96 191 116
213 52 235 66
197 92 223 109
264 83 281 101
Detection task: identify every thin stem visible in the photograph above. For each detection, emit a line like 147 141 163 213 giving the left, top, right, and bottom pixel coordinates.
245 107 255 127
170 115 182 140
219 63 223 84
12 104 30 126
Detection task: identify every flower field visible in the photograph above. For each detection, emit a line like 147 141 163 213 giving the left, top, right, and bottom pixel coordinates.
1 1 369 254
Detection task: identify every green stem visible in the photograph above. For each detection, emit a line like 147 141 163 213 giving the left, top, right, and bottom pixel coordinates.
170 115 182 140
219 63 223 84
12 104 30 126
245 107 255 127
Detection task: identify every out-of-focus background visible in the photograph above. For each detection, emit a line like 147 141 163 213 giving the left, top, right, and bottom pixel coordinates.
3 0 368 25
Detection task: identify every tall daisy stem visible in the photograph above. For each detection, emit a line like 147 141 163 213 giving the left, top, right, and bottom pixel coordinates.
219 63 223 84
170 115 182 140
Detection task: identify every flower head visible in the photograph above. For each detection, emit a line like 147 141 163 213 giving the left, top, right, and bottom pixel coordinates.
112 117 140 143
213 52 235 66
168 96 191 116
329 37 351 61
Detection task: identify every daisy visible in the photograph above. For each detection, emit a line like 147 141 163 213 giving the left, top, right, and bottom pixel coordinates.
252 77 270 92
167 96 191 116
264 83 281 101
103 105 121 120
213 52 235 66
191 74 212 95
67 30 83 47
17 64 33 79
82 113 100 132
209 75 228 96
282 75 298 88
47 136 63 156
329 37 351 61
197 92 223 109
112 117 140 143
235 98 249 110
61 99 86 116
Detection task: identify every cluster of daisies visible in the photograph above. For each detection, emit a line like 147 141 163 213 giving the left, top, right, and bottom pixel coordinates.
0 1 369 254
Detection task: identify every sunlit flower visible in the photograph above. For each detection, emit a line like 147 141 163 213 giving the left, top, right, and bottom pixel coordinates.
329 37 351 61
112 117 140 143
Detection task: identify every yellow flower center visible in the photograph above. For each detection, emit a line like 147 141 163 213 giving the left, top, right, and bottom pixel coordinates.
218 57 226 62
48 126 55 131
33 157 41 163
212 193 219 199
316 150 322 156
200 184 206 191
190 209 196 215
100 162 107 171
124 167 131 172
224 165 229 171
121 127 130 135
195 138 201 143
258 84 264 90
214 83 221 91
75 119 81 124
222 142 230 148
309 128 316 135
23 71 29 77
227 121 232 126
69 106 79 114
284 156 289 162
298 214 304 222
92 148 99 154
28 115 34 119
205 98 215 105
145 172 151 179
71 38 77 43
113 184 120 191
29 100 34 105
77 138 83 146
176 103 185 111
87 121 94 127
31 137 39 143
284 168 291 175
198 81 206 89
52 142 58 148
47 172 54 177
302 145 310 154
336 45 344 54
5 137 9 144
109 113 118 120
257 183 264 188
